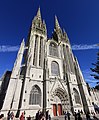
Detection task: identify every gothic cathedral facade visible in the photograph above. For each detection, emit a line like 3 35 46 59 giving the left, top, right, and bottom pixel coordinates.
1 8 95 117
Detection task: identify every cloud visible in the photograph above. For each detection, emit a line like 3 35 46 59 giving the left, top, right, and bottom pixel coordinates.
72 44 99 50
0 45 19 52
0 43 99 52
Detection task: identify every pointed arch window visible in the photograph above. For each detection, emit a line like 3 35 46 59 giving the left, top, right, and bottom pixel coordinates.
51 61 60 76
73 88 81 104
29 85 41 106
39 37 43 67
49 42 58 57
33 35 38 66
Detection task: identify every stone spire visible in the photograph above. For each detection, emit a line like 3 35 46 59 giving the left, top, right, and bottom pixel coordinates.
52 15 62 42
55 15 60 29
36 7 41 20
31 7 47 35
11 38 25 78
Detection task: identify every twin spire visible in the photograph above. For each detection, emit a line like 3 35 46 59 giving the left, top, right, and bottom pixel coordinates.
55 15 61 29
35 7 60 29
34 7 68 41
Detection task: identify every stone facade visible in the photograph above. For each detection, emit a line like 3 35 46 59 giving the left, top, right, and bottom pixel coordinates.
0 7 99 118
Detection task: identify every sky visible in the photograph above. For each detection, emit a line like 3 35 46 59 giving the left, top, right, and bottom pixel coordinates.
0 0 99 87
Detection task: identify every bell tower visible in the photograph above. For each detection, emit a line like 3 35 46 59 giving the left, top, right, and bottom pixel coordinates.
11 7 47 117
31 7 47 68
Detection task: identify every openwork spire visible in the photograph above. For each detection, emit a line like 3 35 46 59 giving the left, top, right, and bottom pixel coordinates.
36 7 41 20
55 15 60 29
32 7 47 35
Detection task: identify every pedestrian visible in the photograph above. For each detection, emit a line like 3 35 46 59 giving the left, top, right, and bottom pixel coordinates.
86 112 90 120
39 111 45 120
64 112 67 120
23 111 25 116
27 115 31 120
67 111 71 120
46 110 49 120
35 110 40 120
49 114 51 120
7 110 11 120
0 114 4 120
80 110 83 114
74 112 77 120
10 112 14 120
20 112 24 120
77 111 82 120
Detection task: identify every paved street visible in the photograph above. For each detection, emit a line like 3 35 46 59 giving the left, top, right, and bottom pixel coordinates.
52 114 99 120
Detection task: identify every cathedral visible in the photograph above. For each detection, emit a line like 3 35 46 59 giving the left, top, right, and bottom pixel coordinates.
0 7 99 118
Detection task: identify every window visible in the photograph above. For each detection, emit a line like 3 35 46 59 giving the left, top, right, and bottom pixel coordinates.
51 61 60 76
39 37 43 67
29 85 41 106
33 35 38 66
73 88 81 104
49 42 58 57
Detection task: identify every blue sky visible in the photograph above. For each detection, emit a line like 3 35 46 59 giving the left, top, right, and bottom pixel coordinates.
0 0 99 87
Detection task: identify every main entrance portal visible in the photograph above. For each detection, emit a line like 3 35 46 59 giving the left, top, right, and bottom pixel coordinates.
52 88 70 116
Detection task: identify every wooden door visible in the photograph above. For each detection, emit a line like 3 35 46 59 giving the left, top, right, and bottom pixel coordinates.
53 104 57 116
58 104 62 115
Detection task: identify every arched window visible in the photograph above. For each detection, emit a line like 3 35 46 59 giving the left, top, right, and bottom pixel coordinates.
39 37 43 67
33 35 38 66
29 85 41 106
51 61 60 76
73 88 81 104
49 42 58 57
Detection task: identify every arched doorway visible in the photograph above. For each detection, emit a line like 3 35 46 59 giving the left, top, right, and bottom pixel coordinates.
52 88 70 116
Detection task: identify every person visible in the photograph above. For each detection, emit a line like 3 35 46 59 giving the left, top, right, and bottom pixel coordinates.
10 112 14 120
77 111 82 120
80 110 83 114
39 111 45 120
7 110 11 120
0 114 4 120
86 112 90 120
20 112 24 120
64 112 67 120
35 110 40 120
46 110 49 120
67 111 71 120
24 111 26 120
74 112 77 120
49 114 51 120
27 115 31 120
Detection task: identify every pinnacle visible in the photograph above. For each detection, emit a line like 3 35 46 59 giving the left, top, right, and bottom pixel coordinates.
63 29 67 36
22 38 25 43
63 28 66 33
21 38 25 46
55 15 60 29
36 7 41 19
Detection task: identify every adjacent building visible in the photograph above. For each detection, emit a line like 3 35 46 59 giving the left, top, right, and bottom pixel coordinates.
0 71 11 110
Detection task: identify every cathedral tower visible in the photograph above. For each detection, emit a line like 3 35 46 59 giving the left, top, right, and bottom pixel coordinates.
16 7 47 116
